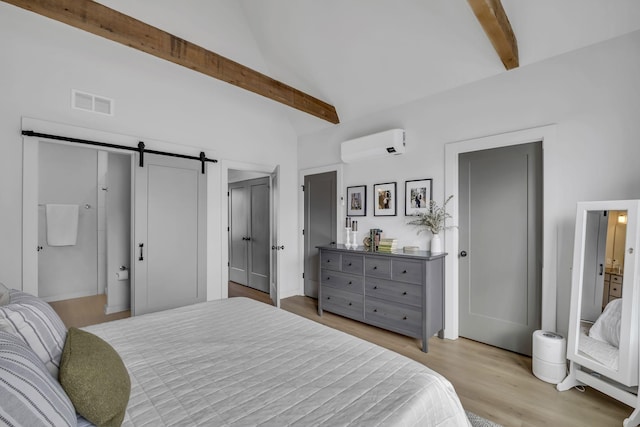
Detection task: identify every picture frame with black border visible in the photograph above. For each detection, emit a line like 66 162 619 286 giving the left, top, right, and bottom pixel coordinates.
405 179 432 216
346 185 367 216
374 182 397 216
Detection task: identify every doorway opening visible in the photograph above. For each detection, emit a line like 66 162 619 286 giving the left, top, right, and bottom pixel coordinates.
31 140 133 327
228 170 271 301
224 164 280 307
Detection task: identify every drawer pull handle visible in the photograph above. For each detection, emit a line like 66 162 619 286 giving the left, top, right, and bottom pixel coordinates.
348 262 352 266
402 270 407 274
373 286 378 289
348 302 352 306
373 309 378 312
348 281 352 285
403 316 408 320
327 296 331 300
373 266 378 270
326 277 330 280
402 291 407 295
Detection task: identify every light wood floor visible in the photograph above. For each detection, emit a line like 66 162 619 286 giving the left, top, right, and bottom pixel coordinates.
52 284 632 426
230 283 632 427
49 294 130 328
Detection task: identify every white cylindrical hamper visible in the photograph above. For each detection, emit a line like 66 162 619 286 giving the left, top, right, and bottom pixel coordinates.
532 330 567 384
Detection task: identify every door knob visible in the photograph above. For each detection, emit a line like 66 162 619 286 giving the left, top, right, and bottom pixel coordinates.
460 250 467 257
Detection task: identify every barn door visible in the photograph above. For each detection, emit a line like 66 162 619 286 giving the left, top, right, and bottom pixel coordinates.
133 154 206 315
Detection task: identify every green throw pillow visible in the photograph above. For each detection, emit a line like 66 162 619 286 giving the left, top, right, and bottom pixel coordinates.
59 327 131 427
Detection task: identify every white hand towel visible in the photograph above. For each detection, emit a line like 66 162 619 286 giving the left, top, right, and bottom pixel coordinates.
45 204 79 246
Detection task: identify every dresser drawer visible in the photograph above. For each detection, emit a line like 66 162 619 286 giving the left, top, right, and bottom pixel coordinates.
365 297 421 337
322 287 364 321
321 251 342 271
611 274 623 285
342 254 364 275
391 259 423 284
365 256 391 278
321 269 363 294
610 283 622 298
366 277 421 308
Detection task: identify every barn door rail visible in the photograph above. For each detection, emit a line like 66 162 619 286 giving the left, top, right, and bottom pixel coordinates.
21 130 217 174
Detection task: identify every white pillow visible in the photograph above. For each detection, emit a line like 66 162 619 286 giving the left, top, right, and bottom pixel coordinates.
589 298 622 348
0 290 67 378
0 331 76 427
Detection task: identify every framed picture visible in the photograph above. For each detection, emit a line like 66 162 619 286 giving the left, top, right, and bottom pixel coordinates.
374 182 397 216
346 185 367 216
405 179 432 216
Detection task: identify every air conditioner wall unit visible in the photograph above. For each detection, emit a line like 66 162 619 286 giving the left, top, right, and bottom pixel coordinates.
340 129 405 163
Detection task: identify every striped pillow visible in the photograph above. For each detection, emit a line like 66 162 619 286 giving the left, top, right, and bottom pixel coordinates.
0 290 67 378
0 331 76 427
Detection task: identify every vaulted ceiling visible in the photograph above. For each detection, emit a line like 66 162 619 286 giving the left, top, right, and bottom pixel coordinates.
13 0 640 137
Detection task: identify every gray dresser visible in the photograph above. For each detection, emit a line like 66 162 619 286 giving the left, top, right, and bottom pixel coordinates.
317 244 446 352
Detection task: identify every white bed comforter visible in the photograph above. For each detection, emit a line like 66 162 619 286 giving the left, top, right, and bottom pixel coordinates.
84 298 469 426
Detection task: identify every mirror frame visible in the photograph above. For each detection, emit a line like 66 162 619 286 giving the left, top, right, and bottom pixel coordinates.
566 200 640 386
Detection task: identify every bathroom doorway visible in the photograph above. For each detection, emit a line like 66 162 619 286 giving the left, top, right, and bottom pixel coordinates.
36 141 131 318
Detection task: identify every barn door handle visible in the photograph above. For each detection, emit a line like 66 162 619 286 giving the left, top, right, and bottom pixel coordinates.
138 243 144 261
599 264 604 275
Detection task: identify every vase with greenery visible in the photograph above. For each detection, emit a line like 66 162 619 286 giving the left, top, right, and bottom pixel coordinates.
407 195 454 253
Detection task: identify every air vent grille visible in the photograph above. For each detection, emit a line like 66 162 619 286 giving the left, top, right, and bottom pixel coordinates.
72 89 114 116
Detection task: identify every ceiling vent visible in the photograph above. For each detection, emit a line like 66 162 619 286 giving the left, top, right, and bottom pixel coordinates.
72 89 114 116
340 129 405 163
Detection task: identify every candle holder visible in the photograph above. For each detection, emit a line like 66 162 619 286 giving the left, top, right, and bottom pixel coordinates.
344 227 354 249
350 230 358 250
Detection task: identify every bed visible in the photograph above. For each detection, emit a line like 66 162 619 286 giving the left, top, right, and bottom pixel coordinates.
0 289 470 426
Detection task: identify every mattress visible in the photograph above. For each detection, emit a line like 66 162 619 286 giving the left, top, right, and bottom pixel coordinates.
84 297 469 426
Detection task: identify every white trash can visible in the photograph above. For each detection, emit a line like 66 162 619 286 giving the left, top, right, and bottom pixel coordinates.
532 330 567 384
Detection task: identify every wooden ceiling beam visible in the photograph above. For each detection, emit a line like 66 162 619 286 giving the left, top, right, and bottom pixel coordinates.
3 0 340 124
467 0 519 70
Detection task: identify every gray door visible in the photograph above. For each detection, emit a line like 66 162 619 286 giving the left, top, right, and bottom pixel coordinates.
581 211 608 321
303 171 337 298
228 178 270 293
458 142 542 355
133 153 207 315
248 179 270 291
229 183 249 285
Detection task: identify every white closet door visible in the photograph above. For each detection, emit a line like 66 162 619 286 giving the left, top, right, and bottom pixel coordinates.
133 154 206 315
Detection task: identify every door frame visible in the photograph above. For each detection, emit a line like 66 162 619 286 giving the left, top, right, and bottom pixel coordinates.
22 118 136 297
444 124 557 339
297 164 343 296
220 160 279 301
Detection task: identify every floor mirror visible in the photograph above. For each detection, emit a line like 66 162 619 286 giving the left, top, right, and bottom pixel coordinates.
558 200 640 426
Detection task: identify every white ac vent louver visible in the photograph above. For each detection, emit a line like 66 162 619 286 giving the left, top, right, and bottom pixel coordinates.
72 89 114 116
340 129 405 163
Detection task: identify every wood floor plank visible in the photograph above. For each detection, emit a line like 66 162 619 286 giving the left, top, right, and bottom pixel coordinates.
49 294 130 328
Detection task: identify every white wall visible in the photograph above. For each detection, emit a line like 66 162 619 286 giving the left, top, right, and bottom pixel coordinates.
298 30 640 337
0 4 300 300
